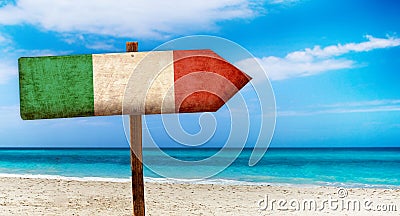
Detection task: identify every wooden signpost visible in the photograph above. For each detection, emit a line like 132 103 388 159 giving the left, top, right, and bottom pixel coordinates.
18 42 252 215
126 42 145 216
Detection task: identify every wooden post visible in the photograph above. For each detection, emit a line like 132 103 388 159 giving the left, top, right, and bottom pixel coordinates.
126 42 145 216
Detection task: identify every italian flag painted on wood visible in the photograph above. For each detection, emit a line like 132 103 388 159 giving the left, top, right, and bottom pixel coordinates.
19 50 251 120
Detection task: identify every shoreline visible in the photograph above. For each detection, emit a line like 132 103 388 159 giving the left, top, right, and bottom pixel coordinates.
0 173 399 189
0 176 400 215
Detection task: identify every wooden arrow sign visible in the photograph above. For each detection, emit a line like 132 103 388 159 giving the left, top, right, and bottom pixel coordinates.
19 49 251 120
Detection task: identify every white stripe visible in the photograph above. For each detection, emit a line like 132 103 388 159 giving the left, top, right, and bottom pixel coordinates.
92 51 175 116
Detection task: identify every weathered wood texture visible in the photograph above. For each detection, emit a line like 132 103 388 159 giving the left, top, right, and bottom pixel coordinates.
127 42 145 216
19 55 94 120
123 51 175 115
173 50 251 113
19 50 251 120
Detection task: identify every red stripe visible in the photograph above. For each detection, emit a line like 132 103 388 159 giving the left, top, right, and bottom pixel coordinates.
173 50 251 113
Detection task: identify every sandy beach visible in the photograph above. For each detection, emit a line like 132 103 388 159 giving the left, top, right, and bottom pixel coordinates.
0 177 398 215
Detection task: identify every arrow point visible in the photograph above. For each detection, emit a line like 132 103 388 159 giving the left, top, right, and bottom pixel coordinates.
173 50 252 113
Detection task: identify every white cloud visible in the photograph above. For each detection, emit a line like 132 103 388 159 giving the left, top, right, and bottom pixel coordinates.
0 33 16 84
0 32 73 85
316 99 400 109
14 49 71 57
0 47 71 84
269 0 298 4
0 0 262 84
278 99 400 116
0 32 13 46
238 56 354 81
0 60 17 84
237 35 400 81
296 35 400 58
0 0 261 39
0 34 9 44
85 41 117 51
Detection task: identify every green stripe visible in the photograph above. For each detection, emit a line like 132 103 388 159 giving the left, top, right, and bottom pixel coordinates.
19 54 94 120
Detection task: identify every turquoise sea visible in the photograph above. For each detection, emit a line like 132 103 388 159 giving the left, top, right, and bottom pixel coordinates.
0 148 399 188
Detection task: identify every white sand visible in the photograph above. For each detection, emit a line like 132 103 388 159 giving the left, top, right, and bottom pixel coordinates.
0 177 399 215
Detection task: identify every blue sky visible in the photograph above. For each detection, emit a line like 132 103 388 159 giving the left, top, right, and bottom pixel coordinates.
0 0 400 148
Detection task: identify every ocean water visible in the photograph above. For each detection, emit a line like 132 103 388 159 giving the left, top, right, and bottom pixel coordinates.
0 148 399 188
